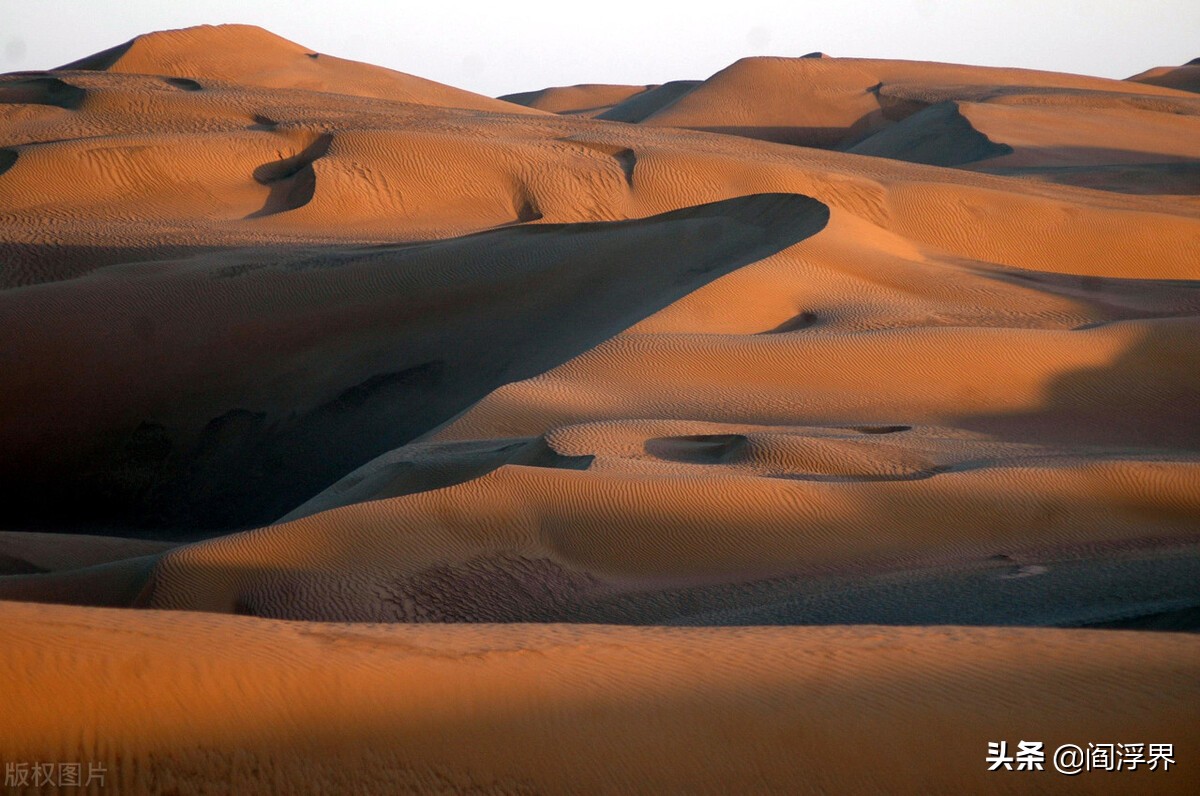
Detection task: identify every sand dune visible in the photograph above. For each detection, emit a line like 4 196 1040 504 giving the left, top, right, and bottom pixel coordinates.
511 55 1200 193
624 56 1190 144
849 99 1200 193
0 194 827 532
1 23 1197 793
58 24 538 113
1129 58 1200 94
500 83 654 116
139 438 1199 622
594 80 705 123
0 531 173 574
1 601 1197 794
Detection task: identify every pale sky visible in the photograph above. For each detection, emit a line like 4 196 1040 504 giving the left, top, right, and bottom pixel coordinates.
3 0 1198 98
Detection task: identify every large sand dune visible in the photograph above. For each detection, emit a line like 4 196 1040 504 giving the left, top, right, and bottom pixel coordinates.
57 24 539 113
2 601 1197 794
1 24 1197 793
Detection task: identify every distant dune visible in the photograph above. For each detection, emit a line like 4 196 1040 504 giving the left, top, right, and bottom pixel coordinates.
1128 58 1200 94
57 24 540 113
516 55 1200 193
1 24 1197 793
500 83 654 116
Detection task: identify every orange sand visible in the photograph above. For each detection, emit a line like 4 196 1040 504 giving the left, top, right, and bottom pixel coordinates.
2 601 1198 794
1 24 1198 794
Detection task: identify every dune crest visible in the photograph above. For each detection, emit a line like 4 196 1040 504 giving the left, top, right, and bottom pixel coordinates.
513 54 1200 194
57 24 541 112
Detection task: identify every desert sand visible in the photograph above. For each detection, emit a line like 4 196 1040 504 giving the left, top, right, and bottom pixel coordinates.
0 24 1197 794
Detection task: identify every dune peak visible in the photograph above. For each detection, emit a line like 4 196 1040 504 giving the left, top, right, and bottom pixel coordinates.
53 23 540 112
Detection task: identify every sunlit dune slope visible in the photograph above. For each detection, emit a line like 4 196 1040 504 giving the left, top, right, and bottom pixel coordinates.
512 54 1200 193
848 98 1200 194
134 444 1198 622
1 601 1197 794
56 24 539 113
4 36 1197 542
543 55 1192 143
0 24 1198 792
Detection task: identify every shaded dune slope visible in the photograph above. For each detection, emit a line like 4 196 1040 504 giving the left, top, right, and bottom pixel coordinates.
850 97 1200 193
594 80 705 123
1128 59 1200 94
0 194 829 533
500 83 653 116
130 424 1200 624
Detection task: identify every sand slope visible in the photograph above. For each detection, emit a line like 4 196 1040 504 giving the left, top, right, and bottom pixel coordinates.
632 56 1190 143
57 24 538 113
0 25 1198 793
849 98 1200 193
6 44 1197 538
138 448 1199 622
1 601 1197 794
1129 59 1200 94
500 83 653 116
0 194 827 532
511 55 1200 193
